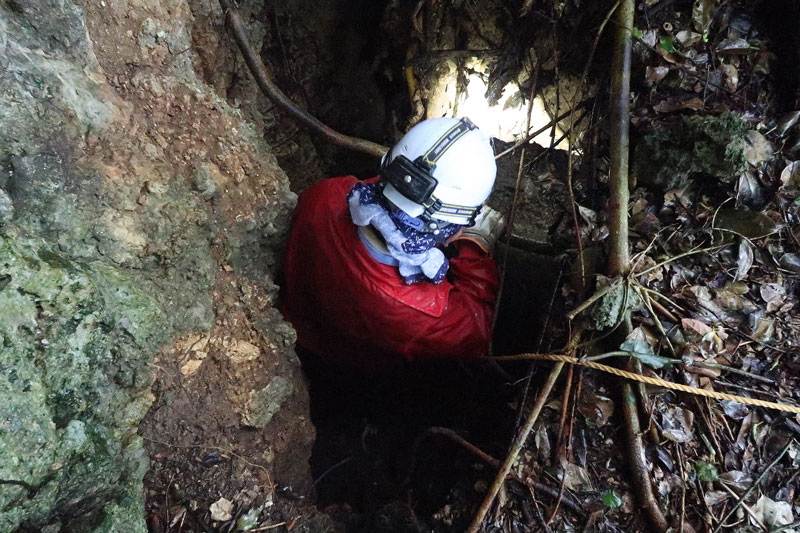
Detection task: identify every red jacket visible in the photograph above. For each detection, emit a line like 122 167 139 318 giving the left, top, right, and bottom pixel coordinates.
281 176 499 367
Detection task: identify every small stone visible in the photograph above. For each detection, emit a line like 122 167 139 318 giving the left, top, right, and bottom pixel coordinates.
209 497 233 522
241 376 294 428
193 164 222 199
0 188 14 225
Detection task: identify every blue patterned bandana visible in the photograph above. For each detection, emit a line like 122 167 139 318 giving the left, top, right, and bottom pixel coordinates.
347 182 460 284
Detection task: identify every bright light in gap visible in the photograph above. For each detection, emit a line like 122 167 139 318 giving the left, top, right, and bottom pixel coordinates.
456 72 566 148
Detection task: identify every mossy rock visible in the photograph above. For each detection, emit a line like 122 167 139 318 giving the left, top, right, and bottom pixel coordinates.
632 113 749 190
0 236 167 532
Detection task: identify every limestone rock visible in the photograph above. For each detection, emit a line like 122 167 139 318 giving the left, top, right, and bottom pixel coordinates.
0 236 167 532
0 189 13 225
0 0 310 529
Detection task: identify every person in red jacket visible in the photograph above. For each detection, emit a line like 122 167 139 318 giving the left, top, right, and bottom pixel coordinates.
281 117 504 370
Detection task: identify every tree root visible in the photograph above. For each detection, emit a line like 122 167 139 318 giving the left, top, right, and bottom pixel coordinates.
217 0 388 158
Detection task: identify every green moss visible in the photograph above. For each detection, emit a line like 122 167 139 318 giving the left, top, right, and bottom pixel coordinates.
632 113 749 189
0 236 167 531
242 376 294 428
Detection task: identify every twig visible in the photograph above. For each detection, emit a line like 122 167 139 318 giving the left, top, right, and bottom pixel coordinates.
526 484 553 533
553 364 574 467
519 0 535 17
548 11 562 154
311 456 355 490
566 278 621 320
217 0 388 158
407 427 586 517
251 522 287 531
644 290 681 323
547 365 575 525
635 243 728 278
528 481 585 519
513 267 563 435
711 439 795 533
718 480 769 532
639 286 686 313
676 444 686 533
495 104 593 159
426 427 499 467
638 287 677 356
773 520 800 532
467 362 565 532
565 1 619 290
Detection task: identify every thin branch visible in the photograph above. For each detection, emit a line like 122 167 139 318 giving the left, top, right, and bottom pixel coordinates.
608 1 632 278
218 0 388 158
407 427 586 518
712 439 795 533
467 362 565 532
566 278 621 320
564 1 619 290
608 0 668 530
495 103 592 159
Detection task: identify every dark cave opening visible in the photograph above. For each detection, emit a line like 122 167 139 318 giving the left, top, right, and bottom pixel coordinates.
261 2 586 529
261 0 800 529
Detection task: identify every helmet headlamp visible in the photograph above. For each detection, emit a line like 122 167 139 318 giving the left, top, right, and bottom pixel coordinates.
381 118 483 225
382 154 438 206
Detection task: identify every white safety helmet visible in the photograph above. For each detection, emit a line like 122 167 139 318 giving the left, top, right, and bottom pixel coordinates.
380 117 496 226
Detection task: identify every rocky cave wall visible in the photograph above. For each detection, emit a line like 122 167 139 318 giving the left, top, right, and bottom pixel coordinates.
0 0 314 531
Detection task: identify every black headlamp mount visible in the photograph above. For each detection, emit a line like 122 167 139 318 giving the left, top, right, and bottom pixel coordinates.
382 154 437 206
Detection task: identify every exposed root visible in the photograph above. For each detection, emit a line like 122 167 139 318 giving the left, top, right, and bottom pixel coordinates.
218 0 389 158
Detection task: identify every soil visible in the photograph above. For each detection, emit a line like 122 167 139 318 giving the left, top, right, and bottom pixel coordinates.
140 272 319 532
74 0 326 530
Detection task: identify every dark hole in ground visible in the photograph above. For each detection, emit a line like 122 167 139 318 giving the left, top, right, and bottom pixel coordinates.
264 2 578 528
302 352 517 532
298 247 565 531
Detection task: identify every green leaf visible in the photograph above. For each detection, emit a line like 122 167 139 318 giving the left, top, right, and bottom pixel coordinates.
659 36 676 53
695 461 719 481
620 339 673 370
602 490 623 510
633 27 643 39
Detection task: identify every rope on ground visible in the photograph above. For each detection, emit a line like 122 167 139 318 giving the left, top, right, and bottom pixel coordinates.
493 353 800 414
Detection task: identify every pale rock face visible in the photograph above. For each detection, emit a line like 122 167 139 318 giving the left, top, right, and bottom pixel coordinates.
0 0 310 530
